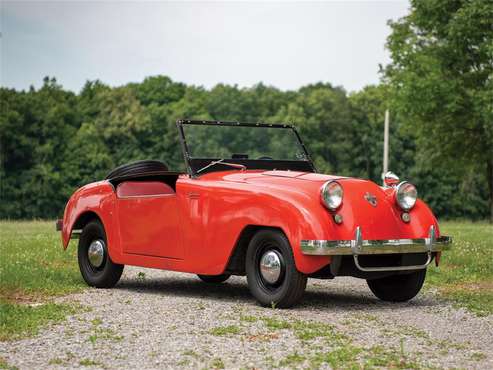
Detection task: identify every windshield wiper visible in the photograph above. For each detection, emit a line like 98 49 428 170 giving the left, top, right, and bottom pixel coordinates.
196 159 246 174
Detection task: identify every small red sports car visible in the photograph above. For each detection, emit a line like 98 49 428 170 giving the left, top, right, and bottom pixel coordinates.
58 120 451 307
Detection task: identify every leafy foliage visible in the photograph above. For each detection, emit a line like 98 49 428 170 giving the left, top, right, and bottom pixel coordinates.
384 0 493 221
0 73 490 219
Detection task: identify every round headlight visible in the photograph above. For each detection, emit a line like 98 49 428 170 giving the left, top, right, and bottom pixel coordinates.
321 181 343 210
395 181 417 210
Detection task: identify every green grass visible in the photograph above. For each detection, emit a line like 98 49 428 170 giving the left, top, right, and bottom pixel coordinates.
0 356 18 370
0 221 83 299
209 325 241 336
275 319 429 369
79 358 102 367
0 221 84 340
426 221 493 316
0 301 78 341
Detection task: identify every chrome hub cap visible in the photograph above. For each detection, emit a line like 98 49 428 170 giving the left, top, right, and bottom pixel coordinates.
88 240 105 268
259 250 282 284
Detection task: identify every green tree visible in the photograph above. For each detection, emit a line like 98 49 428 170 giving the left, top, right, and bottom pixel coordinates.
384 0 493 221
0 78 79 218
273 83 353 174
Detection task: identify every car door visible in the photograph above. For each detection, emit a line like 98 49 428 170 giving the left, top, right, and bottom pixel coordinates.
116 180 183 259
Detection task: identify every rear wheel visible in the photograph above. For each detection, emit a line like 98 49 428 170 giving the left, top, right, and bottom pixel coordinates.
197 274 230 284
78 220 124 288
366 269 426 302
246 230 307 308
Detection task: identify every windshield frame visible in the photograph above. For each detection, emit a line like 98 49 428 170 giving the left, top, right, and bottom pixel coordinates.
176 119 317 177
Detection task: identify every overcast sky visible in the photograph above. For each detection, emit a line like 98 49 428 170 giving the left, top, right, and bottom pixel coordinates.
1 1 409 94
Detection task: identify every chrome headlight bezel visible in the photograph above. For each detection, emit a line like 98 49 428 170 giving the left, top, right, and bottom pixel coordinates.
321 180 343 211
395 181 417 211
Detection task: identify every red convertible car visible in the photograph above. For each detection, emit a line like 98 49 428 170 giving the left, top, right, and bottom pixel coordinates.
58 120 451 308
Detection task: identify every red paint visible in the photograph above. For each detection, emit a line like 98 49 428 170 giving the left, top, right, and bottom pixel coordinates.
116 181 175 197
61 170 441 275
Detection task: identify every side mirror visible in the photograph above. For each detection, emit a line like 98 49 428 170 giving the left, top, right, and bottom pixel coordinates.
383 171 400 187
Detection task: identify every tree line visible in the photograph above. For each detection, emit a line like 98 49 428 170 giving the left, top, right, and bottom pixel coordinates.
1 0 492 221
0 76 489 220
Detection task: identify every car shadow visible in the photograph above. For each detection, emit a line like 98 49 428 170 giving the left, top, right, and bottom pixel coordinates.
115 274 440 313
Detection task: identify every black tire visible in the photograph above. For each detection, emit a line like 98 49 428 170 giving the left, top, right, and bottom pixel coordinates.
246 229 307 308
105 160 168 180
367 269 426 302
197 274 230 284
78 220 124 288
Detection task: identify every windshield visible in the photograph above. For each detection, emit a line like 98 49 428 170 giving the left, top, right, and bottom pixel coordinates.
179 121 315 176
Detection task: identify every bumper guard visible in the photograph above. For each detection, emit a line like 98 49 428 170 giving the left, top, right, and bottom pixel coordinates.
301 225 452 272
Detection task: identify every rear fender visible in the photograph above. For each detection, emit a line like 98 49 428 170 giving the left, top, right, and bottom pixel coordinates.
61 181 121 262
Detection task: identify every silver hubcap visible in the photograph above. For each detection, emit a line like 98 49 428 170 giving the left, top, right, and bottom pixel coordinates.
259 250 282 284
88 240 105 268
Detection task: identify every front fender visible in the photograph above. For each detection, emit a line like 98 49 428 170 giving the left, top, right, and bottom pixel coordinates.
193 180 333 275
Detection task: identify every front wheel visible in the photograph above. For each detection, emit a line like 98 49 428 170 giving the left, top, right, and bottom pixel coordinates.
246 230 307 308
78 220 124 288
366 269 426 302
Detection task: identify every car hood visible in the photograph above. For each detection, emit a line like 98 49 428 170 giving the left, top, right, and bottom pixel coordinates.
239 170 431 240
218 170 385 204
198 169 435 240
220 170 345 183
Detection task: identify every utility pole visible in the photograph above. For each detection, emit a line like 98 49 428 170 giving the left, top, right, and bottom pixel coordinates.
382 109 389 185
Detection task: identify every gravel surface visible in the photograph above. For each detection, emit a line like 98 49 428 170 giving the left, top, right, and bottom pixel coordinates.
1 267 492 369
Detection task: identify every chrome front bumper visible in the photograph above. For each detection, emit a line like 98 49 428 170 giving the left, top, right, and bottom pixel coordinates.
301 225 452 272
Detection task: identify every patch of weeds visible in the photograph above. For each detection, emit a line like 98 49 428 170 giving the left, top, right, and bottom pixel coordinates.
182 350 199 358
79 358 102 367
353 313 379 322
470 352 486 361
196 303 206 310
0 357 18 370
210 357 225 369
311 346 362 369
292 321 347 343
363 345 422 369
88 327 124 343
0 300 78 341
209 325 240 336
48 358 65 365
136 272 146 281
436 338 469 352
278 352 306 367
239 314 257 323
381 324 429 342
262 317 291 330
90 318 102 326
177 358 191 366
263 355 275 367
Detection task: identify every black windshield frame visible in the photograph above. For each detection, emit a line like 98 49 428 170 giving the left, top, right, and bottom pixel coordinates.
176 120 316 177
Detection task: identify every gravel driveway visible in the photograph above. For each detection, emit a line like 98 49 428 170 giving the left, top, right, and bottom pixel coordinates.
1 267 492 369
